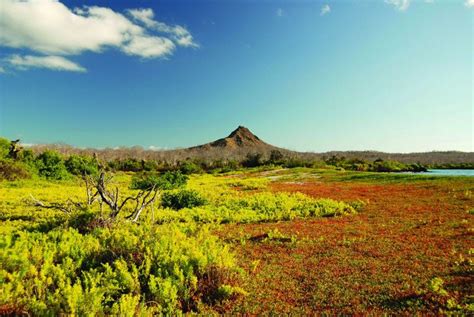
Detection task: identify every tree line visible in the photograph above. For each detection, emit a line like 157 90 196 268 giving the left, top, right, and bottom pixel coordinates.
2 137 473 181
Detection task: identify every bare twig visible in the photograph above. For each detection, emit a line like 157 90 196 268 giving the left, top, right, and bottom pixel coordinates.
30 194 73 213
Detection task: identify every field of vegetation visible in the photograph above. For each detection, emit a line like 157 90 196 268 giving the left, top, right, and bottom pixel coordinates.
0 140 473 315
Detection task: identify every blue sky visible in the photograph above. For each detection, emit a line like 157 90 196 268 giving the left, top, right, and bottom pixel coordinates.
0 0 472 152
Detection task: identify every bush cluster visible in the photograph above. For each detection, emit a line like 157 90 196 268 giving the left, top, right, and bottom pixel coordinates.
0 159 31 181
0 223 239 315
130 171 188 190
156 192 360 224
0 138 101 181
323 155 427 173
162 190 208 210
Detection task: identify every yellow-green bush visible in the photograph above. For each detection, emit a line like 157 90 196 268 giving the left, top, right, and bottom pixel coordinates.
0 223 238 315
155 192 358 224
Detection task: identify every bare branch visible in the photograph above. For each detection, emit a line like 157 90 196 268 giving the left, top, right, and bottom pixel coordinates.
30 194 72 213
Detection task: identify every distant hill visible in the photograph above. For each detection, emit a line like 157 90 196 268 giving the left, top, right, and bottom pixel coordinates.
24 126 474 165
191 126 269 149
186 126 287 154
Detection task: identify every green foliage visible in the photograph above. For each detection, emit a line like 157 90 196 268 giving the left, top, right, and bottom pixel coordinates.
429 162 474 169
179 161 203 175
411 276 474 313
35 151 70 180
323 156 428 173
282 157 313 168
268 150 284 164
18 148 35 165
428 277 448 296
0 159 31 181
242 153 264 168
65 154 98 176
162 190 208 210
130 171 188 190
156 192 359 224
108 158 143 172
142 159 159 171
0 138 10 159
0 224 238 315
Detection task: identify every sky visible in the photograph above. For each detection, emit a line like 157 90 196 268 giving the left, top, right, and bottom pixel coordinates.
0 0 472 153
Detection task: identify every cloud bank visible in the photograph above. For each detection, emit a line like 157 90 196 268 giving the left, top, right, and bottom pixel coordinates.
0 0 197 72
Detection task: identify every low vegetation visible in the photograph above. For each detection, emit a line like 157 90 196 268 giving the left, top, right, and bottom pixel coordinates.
1 223 239 315
0 144 360 314
0 137 472 314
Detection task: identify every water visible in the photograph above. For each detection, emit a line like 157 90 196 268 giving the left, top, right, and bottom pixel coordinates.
424 169 474 177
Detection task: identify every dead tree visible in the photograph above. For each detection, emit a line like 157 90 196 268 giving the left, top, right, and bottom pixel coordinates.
83 173 100 206
125 186 159 222
31 172 159 223
94 172 158 221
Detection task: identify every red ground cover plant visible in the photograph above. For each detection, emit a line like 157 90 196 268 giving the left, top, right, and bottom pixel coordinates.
216 178 473 314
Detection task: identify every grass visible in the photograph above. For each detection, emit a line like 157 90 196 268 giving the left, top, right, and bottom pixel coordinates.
0 168 473 314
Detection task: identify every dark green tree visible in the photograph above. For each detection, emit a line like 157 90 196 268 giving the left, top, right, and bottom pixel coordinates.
35 151 70 180
65 155 98 176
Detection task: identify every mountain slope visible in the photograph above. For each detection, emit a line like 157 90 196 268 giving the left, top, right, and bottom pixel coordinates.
190 126 276 150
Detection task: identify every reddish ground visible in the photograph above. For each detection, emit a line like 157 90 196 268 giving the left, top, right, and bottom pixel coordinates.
217 180 474 314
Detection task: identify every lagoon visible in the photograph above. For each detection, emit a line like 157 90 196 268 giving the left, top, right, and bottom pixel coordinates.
425 169 474 177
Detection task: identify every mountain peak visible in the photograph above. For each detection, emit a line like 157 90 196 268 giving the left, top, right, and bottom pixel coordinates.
190 126 276 151
227 126 260 141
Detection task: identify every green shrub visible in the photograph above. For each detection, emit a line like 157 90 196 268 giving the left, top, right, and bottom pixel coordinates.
142 160 159 171
162 190 208 210
65 154 98 176
179 161 203 175
268 150 284 165
0 159 31 181
156 192 359 224
131 171 188 190
108 158 143 172
0 138 10 159
35 151 70 180
18 148 35 165
242 153 263 168
0 224 238 315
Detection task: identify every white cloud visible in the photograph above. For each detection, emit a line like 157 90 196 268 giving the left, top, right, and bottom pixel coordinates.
466 0 474 7
127 8 198 48
321 4 331 16
385 0 411 11
0 0 196 72
276 8 284 17
126 8 156 28
122 36 175 59
6 55 87 72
